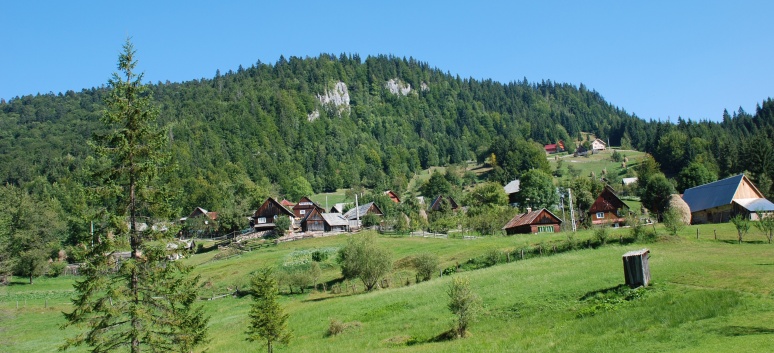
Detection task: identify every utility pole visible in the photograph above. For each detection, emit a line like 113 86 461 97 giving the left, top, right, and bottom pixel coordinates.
568 188 576 232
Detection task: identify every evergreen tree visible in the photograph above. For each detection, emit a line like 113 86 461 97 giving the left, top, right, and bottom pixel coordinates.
62 39 208 353
246 268 292 353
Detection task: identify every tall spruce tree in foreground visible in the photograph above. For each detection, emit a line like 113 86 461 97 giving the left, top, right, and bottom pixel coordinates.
246 268 291 353
62 39 208 353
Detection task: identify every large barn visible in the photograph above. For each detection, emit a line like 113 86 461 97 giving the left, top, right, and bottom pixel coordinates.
681 174 774 223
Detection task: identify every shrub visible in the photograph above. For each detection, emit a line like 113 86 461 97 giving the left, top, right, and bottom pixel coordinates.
448 276 481 338
311 250 329 262
48 260 67 277
326 319 361 337
413 253 440 281
662 207 685 236
484 249 502 267
337 234 392 291
594 227 609 245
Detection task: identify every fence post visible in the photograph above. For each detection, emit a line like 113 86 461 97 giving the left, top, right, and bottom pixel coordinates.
714 229 717 240
520 249 524 259
696 228 699 239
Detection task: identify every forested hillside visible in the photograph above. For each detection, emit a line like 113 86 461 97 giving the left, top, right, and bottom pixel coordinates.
1 54 773 239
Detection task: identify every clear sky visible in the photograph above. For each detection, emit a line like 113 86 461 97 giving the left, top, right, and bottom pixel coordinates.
2 1 772 122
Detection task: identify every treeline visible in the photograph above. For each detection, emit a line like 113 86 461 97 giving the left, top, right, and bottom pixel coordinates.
1 54 773 246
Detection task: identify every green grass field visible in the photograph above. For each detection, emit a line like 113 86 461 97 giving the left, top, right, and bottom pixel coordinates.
551 149 646 182
2 223 774 352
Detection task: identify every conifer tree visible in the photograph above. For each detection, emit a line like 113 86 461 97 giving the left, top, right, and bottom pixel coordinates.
246 268 291 353
61 39 208 353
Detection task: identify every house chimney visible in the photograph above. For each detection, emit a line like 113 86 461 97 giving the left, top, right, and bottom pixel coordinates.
526 207 532 213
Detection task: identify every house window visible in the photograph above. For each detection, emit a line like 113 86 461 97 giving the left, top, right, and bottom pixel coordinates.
300 210 306 215
257 217 266 224
596 212 604 219
537 225 554 233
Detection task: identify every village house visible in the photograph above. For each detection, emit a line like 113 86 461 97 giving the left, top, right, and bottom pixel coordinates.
591 138 607 151
179 207 218 237
301 208 349 232
681 174 774 224
544 140 565 154
589 185 629 227
502 208 562 235
428 195 460 212
343 202 384 228
292 196 325 219
251 197 295 232
504 179 520 205
383 190 401 203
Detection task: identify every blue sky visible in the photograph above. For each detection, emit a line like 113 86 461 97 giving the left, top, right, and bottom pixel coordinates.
2 1 772 122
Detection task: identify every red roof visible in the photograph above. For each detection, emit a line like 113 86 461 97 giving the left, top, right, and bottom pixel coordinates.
544 144 557 151
280 199 296 207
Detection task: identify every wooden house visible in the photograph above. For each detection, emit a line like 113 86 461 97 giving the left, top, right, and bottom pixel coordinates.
292 196 325 219
343 202 384 228
502 208 562 235
182 207 218 223
589 185 629 226
682 174 774 223
252 197 294 231
301 208 348 232
384 190 401 203
280 199 296 208
504 179 520 205
591 138 607 151
428 195 460 212
544 140 565 154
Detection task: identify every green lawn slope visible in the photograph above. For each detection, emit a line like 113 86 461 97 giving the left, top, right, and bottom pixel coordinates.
2 223 773 352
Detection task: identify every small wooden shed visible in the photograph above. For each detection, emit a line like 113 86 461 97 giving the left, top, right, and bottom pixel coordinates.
622 249 650 288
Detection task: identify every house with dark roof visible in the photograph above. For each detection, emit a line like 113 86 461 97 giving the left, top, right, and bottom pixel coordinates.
181 207 218 222
428 195 460 212
589 185 629 226
504 179 520 205
502 208 562 235
343 202 384 228
301 208 348 232
682 174 774 224
251 197 295 231
292 196 325 219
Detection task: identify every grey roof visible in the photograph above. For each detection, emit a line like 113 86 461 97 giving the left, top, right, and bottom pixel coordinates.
322 213 348 226
733 198 774 212
343 202 379 220
682 174 745 213
504 179 520 194
622 177 638 185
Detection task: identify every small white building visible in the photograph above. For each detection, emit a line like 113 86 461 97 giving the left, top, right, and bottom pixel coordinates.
591 138 607 151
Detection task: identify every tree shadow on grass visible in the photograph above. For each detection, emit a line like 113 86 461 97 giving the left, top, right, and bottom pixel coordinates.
579 284 629 301
406 329 458 346
716 326 774 336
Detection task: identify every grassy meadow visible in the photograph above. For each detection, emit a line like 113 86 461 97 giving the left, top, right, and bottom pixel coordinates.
2 223 774 352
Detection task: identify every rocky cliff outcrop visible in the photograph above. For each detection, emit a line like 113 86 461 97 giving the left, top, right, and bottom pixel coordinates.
386 78 411 96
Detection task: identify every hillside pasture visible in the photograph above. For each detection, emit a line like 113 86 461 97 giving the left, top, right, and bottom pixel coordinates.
1 223 773 352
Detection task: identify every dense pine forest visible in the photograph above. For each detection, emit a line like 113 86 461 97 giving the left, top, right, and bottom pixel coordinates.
1 54 773 249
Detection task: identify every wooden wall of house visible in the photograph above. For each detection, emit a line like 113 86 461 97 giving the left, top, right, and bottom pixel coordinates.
735 179 763 199
692 204 733 224
254 200 291 219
